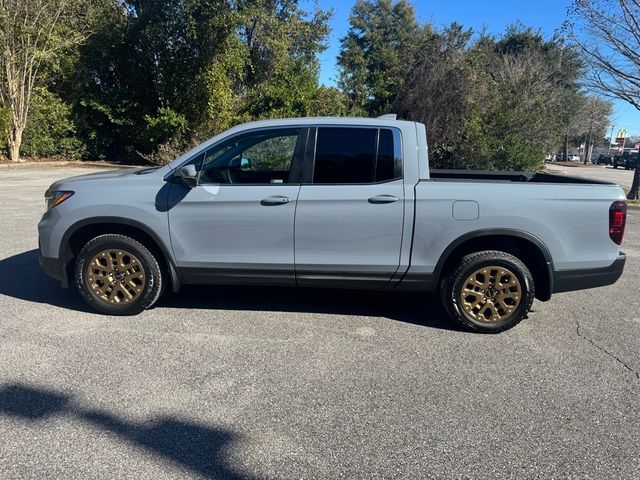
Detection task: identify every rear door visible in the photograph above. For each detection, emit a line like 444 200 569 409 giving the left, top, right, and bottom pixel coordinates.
294 126 405 288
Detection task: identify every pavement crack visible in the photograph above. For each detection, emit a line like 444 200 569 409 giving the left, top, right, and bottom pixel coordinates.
576 320 640 380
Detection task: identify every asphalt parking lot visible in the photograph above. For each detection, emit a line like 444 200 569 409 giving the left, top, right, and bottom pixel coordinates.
545 162 636 189
0 167 639 479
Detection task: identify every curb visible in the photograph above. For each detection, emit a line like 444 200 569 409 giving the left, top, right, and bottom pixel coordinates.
0 161 141 170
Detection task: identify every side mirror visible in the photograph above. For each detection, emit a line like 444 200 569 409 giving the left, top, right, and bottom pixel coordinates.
240 157 251 171
172 164 198 188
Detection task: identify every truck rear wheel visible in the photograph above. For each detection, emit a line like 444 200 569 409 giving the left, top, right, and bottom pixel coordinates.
441 250 535 333
74 234 164 315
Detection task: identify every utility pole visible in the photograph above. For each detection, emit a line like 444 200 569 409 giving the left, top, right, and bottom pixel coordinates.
607 126 614 155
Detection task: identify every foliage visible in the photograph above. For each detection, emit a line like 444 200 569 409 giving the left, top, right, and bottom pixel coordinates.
340 2 589 170
63 0 336 163
0 0 98 161
475 29 580 170
21 87 84 158
338 0 420 115
394 23 476 168
391 20 603 170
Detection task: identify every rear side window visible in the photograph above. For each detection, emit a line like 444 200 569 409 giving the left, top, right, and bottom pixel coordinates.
313 127 402 184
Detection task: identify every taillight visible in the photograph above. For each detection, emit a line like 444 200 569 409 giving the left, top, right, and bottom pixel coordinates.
609 201 627 245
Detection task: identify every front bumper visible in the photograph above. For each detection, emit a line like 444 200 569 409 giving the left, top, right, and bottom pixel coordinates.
552 253 626 293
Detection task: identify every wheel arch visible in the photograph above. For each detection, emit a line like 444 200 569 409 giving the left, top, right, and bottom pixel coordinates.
60 217 181 292
434 229 554 301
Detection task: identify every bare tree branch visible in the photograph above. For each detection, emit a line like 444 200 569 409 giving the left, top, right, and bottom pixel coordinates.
566 0 640 198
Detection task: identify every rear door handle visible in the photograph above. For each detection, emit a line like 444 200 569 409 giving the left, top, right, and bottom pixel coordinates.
368 195 400 204
260 195 293 206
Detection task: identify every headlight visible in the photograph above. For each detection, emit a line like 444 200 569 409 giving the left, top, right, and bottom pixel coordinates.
45 191 74 209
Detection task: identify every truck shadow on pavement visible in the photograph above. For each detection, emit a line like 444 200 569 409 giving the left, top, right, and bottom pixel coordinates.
0 249 459 331
0 249 92 312
158 285 459 331
0 382 248 479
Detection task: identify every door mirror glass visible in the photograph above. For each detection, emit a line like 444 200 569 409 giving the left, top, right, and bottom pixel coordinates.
240 157 251 171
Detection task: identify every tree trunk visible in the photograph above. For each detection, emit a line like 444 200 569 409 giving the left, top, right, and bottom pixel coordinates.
7 125 24 162
563 134 569 161
584 141 594 165
584 136 592 165
584 120 594 165
628 164 640 200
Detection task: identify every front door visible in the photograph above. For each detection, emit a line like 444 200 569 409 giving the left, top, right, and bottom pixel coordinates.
168 127 307 285
295 126 405 288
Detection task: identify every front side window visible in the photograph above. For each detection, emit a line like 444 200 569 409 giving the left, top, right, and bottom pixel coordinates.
199 128 301 185
313 127 402 184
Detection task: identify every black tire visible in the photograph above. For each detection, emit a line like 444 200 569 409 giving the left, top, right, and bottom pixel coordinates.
74 234 164 315
440 250 535 333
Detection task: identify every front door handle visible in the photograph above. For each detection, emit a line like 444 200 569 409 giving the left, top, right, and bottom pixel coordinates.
260 195 293 206
368 194 400 204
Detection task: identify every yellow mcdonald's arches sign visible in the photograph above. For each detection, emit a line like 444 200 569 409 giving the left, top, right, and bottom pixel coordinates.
616 129 627 139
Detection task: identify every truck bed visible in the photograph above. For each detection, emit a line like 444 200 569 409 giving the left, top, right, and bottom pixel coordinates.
429 170 613 185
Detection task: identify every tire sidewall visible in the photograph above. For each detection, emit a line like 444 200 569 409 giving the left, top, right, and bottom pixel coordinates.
75 236 161 315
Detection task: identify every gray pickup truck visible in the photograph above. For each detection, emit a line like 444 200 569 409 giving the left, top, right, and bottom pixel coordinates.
38 116 628 332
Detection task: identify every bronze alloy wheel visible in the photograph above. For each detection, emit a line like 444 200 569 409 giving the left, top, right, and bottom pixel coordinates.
459 265 522 323
86 249 146 305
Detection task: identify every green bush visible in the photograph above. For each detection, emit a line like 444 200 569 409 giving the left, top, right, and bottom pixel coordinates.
22 87 84 158
0 107 10 152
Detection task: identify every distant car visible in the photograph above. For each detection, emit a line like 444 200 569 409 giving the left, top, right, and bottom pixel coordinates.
555 153 563 161
596 154 612 165
613 152 636 169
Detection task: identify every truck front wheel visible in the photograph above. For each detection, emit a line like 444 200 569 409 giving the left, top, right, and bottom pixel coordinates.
74 234 164 315
441 250 535 333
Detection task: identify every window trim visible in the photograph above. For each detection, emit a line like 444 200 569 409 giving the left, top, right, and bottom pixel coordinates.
305 125 404 186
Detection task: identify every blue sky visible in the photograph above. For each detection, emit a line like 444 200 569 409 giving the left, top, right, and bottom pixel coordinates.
302 0 640 136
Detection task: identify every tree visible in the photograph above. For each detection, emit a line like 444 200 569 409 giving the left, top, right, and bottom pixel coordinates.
21 87 84 158
394 23 474 168
69 0 333 162
0 0 95 161
236 0 332 121
566 0 640 198
338 0 420 115
575 95 613 163
395 24 586 171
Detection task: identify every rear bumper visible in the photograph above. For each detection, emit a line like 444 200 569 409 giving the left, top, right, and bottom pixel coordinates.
39 255 69 288
552 253 626 294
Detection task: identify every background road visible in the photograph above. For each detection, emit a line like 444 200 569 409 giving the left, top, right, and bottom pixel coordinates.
0 167 638 479
545 162 636 189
